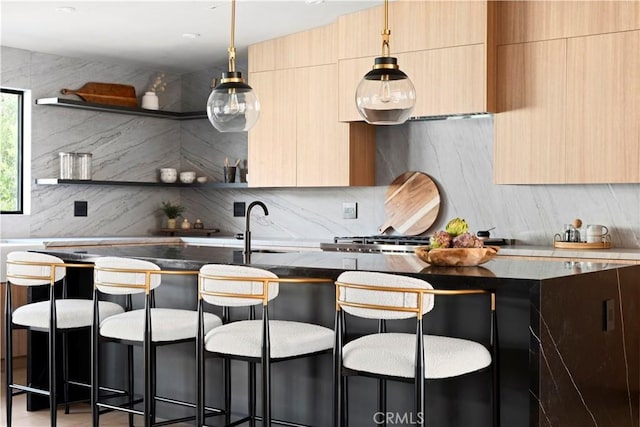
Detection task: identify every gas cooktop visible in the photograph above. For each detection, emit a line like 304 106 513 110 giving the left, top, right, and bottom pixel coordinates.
320 235 510 253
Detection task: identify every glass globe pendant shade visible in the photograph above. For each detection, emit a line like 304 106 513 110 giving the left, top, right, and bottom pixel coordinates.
355 57 416 125
207 71 260 132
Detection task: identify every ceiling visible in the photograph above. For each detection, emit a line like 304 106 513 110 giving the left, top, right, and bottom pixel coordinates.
1 0 379 73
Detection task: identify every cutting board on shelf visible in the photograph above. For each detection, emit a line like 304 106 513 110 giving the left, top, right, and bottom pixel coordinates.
378 171 441 235
61 82 138 107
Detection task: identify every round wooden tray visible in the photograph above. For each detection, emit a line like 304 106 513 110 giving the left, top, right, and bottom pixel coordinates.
553 241 611 249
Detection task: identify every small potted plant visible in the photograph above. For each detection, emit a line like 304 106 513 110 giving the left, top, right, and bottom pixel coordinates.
160 201 184 229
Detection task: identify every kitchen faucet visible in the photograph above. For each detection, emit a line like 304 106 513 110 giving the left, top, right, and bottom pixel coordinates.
244 201 269 262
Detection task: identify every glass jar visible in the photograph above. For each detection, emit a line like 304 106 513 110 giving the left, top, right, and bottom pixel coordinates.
75 153 92 180
59 152 75 179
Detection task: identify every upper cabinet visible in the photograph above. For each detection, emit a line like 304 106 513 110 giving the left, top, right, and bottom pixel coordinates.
494 1 640 184
248 23 376 188
497 1 640 45
494 39 567 184
336 1 496 122
248 24 337 73
565 31 640 183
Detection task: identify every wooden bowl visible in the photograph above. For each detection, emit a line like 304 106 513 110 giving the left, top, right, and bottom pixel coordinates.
414 246 499 267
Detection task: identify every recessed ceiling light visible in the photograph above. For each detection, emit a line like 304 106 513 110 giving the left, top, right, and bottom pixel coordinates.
182 33 201 39
55 6 76 13
305 0 325 4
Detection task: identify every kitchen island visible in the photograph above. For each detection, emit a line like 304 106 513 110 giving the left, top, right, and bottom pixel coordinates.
27 244 639 427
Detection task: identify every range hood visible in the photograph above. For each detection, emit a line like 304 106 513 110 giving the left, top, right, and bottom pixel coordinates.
408 112 492 122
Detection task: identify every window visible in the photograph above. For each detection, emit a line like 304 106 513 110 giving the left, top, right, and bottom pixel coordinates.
1 88 25 214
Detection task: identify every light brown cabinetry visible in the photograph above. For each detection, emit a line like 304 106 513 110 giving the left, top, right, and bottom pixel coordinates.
248 22 375 188
295 65 375 187
497 0 640 45
494 39 567 184
248 24 336 73
337 1 496 122
494 1 640 184
337 1 487 60
247 70 297 187
566 31 640 183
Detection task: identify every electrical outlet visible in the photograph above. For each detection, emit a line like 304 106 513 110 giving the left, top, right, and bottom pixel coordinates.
342 258 357 269
233 202 246 217
603 299 615 331
74 201 88 217
342 202 357 219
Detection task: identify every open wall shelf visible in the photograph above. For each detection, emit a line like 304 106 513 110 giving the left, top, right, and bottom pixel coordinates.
35 97 207 120
35 178 247 188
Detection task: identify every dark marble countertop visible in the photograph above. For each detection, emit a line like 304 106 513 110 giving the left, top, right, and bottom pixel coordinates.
37 243 629 283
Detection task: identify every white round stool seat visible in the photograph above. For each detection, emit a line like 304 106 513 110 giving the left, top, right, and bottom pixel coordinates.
205 319 333 359
343 332 492 379
12 299 124 330
100 308 222 342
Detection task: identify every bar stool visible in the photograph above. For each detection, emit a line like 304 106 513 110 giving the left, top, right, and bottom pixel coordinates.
196 264 334 427
91 256 223 427
333 271 498 427
4 251 124 427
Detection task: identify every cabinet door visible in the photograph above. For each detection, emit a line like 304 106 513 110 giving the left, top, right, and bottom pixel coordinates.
338 1 487 60
338 45 487 122
566 31 640 183
247 70 297 187
498 1 640 45
494 39 567 184
296 64 351 187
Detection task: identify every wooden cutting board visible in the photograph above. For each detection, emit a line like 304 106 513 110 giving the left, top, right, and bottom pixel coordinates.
61 82 138 107
378 171 440 235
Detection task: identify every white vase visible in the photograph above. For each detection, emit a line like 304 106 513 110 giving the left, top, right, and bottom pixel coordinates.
142 91 159 110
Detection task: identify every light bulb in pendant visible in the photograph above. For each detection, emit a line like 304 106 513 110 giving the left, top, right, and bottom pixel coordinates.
379 78 392 103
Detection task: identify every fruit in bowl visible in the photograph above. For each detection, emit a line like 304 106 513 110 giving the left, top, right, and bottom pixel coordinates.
415 218 499 266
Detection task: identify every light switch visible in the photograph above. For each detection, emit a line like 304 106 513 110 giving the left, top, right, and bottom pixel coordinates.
74 201 88 217
342 202 357 219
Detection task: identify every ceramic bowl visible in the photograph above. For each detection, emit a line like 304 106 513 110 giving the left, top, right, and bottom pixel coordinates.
196 176 208 184
159 168 177 183
179 171 196 183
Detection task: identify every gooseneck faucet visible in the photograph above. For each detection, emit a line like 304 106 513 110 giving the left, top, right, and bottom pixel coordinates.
244 201 269 262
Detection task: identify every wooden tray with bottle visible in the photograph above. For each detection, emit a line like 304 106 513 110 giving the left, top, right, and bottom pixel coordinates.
553 241 611 249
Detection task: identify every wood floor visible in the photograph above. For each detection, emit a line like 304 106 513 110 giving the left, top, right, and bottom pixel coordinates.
0 357 193 427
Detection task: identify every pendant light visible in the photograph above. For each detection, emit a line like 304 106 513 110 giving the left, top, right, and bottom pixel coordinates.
355 0 415 125
207 0 260 132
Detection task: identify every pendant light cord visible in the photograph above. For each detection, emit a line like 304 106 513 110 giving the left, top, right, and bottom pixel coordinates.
228 0 237 72
380 0 391 57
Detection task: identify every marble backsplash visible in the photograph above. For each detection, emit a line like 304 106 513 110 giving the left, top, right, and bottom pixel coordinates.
2 46 639 248
182 116 640 248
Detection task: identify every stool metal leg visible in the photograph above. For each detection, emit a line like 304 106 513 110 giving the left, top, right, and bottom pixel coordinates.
415 320 425 427
91 293 99 427
49 289 57 427
262 307 271 427
378 379 387 427
248 362 256 427
224 358 231 425
63 331 70 414
196 299 205 427
4 283 13 427
333 308 343 427
128 345 134 427
144 302 152 427
343 377 349 427
151 345 157 425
